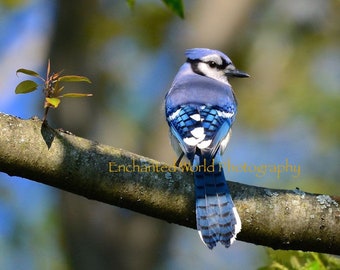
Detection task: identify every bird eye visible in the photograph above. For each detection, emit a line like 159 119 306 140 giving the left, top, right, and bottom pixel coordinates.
208 61 217 68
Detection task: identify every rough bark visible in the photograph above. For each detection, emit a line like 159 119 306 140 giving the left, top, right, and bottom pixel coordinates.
0 112 339 255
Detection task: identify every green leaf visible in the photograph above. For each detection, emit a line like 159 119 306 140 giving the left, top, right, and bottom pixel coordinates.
57 75 91 83
45 97 61 108
60 93 93 98
15 80 38 94
126 0 135 8
16 68 42 78
162 0 184 18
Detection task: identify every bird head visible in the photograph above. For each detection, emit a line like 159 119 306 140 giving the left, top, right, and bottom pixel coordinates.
185 48 249 84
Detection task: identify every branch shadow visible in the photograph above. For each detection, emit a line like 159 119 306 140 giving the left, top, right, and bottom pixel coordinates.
40 122 55 149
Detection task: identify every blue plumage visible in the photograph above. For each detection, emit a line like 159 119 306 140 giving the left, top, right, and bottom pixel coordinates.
165 48 248 249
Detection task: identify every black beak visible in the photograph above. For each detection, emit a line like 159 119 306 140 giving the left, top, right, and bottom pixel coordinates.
226 69 250 78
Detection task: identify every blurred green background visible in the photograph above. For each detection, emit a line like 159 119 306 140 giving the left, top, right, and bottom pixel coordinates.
0 0 339 269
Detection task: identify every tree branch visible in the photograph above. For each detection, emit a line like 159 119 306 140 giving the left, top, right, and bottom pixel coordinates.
0 112 339 255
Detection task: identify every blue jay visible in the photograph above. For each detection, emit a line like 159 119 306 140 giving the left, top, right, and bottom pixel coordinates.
165 48 249 249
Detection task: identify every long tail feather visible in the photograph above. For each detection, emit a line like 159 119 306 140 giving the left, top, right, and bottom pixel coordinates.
194 164 241 249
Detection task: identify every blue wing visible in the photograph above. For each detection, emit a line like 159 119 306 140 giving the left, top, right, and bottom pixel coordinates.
166 104 236 162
